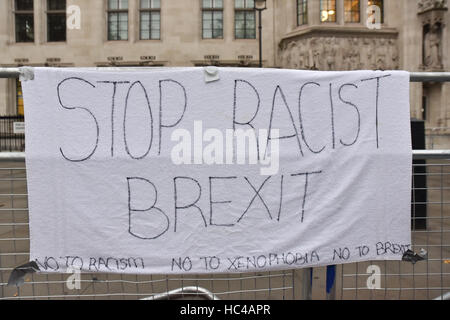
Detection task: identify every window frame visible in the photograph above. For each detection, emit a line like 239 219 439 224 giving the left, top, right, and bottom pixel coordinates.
14 0 35 43
107 0 129 41
139 0 161 40
202 0 224 40
234 0 255 39
320 0 337 23
297 0 308 26
46 0 67 42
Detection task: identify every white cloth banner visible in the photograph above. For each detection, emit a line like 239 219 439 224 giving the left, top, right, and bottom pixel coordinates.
22 67 412 274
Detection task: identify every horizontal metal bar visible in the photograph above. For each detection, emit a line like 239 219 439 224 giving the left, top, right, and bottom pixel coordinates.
434 292 450 301
142 286 220 300
342 287 450 291
0 68 21 79
343 273 450 277
0 286 293 300
0 69 450 82
410 72 450 83
1 150 450 161
413 150 450 160
0 152 25 161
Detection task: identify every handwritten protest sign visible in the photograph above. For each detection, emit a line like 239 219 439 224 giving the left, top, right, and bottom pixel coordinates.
22 67 412 274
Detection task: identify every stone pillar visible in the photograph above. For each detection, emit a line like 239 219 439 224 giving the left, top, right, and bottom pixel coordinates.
35 0 44 45
361 0 368 27
337 0 344 25
224 0 233 42
129 0 137 43
309 0 320 26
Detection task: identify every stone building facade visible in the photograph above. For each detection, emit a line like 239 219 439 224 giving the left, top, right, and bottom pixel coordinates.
0 0 448 147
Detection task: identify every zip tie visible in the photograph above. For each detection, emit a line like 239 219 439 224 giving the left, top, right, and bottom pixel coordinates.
204 66 220 83
18 67 35 82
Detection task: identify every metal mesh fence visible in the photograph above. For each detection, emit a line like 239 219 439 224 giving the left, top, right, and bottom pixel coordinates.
0 116 25 152
337 158 450 300
0 155 449 300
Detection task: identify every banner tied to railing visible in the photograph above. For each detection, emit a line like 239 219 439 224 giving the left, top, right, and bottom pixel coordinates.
22 67 412 274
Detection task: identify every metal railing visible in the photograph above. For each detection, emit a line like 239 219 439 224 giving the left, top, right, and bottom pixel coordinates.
0 116 25 152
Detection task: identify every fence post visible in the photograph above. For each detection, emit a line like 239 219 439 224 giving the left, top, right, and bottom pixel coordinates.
302 268 313 300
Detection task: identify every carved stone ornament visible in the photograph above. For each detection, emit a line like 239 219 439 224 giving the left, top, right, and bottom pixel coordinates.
418 0 448 14
418 0 447 71
279 36 399 71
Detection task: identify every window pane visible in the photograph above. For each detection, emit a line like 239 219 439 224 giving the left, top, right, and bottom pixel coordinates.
140 11 160 40
15 0 33 11
150 29 160 39
297 0 308 25
48 0 66 10
15 14 34 42
344 0 360 22
141 11 150 22
109 0 118 9
141 29 149 39
235 8 255 39
48 13 66 41
151 11 160 21
246 0 254 8
141 0 160 9
235 19 245 30
203 0 212 8
109 0 128 9
152 0 160 8
108 12 128 40
213 0 223 8
119 30 128 40
203 11 212 20
119 12 128 22
119 0 128 9
203 4 222 39
235 0 245 8
246 12 255 27
213 28 222 38
320 0 336 22
247 28 255 38
203 29 212 38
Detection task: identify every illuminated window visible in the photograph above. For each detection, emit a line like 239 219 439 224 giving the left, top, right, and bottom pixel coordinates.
320 0 336 22
16 79 24 116
368 0 383 24
15 0 34 43
297 0 307 26
344 0 360 22
235 0 255 39
47 0 66 42
202 0 223 39
140 0 160 40
108 0 128 40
